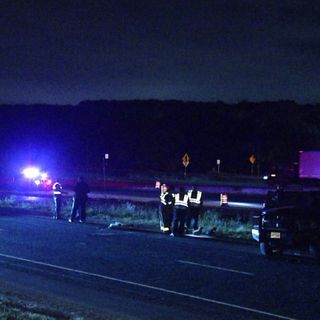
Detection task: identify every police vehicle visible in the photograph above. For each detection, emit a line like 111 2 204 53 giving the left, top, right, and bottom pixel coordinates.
252 190 320 260
14 167 52 190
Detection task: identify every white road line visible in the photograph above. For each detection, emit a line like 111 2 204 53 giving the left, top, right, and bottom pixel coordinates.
177 260 255 276
0 252 296 320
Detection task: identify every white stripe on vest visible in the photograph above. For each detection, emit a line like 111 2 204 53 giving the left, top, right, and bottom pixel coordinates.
160 192 168 205
174 194 188 207
188 190 202 205
53 183 62 195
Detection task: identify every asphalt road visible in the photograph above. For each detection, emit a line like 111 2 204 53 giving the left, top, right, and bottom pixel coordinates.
0 209 319 320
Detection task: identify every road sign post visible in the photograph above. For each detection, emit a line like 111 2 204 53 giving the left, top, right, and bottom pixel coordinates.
249 155 256 176
217 159 221 175
182 153 190 177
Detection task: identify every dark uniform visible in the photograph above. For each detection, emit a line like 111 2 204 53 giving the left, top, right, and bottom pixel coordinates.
172 187 189 236
69 177 90 223
273 185 284 204
52 181 62 219
264 185 285 208
186 187 203 231
159 185 175 233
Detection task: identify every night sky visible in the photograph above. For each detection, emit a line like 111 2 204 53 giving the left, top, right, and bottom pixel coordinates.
1 1 319 105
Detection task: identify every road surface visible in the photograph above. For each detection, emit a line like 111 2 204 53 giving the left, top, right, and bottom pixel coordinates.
0 208 319 319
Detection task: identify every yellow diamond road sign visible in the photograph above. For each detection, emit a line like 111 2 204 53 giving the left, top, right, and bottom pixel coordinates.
249 155 256 164
182 153 190 167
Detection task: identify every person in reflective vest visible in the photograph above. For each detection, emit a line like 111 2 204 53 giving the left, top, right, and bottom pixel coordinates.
159 184 175 233
52 181 63 219
171 187 189 236
186 186 203 232
159 183 167 231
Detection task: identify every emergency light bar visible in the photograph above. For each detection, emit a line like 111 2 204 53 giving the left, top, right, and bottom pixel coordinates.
22 167 40 179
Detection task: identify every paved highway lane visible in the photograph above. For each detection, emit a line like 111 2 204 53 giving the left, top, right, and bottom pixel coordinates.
0 211 319 319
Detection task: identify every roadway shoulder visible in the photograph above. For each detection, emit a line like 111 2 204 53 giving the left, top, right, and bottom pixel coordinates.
107 223 255 246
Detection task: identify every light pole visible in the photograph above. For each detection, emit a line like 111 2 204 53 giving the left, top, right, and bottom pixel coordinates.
103 153 109 193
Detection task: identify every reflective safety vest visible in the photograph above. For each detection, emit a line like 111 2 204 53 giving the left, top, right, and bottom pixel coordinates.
188 190 202 206
160 192 174 206
174 193 189 208
53 182 62 195
160 192 168 205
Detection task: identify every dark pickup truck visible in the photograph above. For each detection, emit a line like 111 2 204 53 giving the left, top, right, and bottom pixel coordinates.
252 190 320 260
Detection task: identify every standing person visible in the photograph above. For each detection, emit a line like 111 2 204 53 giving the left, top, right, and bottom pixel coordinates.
171 187 189 236
159 183 167 231
159 184 175 233
186 186 203 233
52 181 63 219
166 185 175 231
273 185 284 205
69 176 90 223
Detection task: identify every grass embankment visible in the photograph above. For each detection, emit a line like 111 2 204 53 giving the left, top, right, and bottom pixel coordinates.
0 290 123 320
0 195 253 240
0 296 58 319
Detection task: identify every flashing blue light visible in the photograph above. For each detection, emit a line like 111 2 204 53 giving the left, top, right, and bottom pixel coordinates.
40 172 48 179
22 167 40 179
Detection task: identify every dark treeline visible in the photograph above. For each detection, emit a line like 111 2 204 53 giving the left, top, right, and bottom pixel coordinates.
1 100 320 176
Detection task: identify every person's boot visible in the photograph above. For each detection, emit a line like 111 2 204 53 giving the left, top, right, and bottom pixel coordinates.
193 227 203 235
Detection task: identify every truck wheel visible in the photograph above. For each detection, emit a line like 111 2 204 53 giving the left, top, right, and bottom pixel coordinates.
309 243 320 262
260 242 273 256
260 242 282 257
